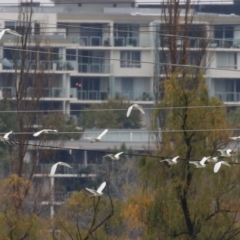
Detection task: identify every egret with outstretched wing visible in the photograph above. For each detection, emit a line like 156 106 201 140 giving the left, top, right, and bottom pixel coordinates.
86 181 106 197
126 104 145 117
0 29 22 40
85 129 108 143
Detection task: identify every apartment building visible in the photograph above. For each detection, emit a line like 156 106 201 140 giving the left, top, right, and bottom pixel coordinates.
0 1 238 127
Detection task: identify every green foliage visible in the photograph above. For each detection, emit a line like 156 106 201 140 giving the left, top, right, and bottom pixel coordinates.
0 175 51 239
227 107 240 135
56 190 118 239
80 98 142 129
0 101 16 174
122 71 238 239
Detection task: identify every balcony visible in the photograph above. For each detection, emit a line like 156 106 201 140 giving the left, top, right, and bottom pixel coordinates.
66 36 149 47
209 39 240 48
115 91 154 101
83 129 157 142
78 63 111 74
2 60 77 71
68 36 111 47
27 87 65 98
69 89 109 100
213 92 240 102
0 87 15 98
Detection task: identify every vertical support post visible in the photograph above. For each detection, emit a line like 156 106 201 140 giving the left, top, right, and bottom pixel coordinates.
84 150 88 166
50 176 54 219
152 21 162 143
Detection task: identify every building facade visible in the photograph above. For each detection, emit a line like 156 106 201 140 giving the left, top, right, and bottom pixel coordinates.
0 1 239 127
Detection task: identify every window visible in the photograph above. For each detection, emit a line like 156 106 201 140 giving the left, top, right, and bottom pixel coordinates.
114 24 139 47
66 49 76 61
5 21 16 31
34 22 40 35
16 23 32 35
120 51 141 68
216 52 237 69
214 25 234 39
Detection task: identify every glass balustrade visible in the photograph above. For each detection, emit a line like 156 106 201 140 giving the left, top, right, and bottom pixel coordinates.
208 39 240 48
213 92 240 102
27 87 64 98
73 90 154 101
66 35 150 47
84 130 156 142
78 63 111 73
76 90 109 100
115 91 154 101
0 87 15 98
2 60 77 71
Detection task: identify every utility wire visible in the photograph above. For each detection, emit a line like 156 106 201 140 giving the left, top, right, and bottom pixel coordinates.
0 105 231 113
2 140 240 164
2 45 240 73
2 16 240 34
2 127 240 135
0 1 236 4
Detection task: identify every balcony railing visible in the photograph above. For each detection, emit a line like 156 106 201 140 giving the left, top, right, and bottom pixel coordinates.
2 60 77 71
84 130 157 142
213 92 240 102
78 63 111 74
209 39 240 49
76 90 109 100
27 87 65 98
116 91 154 101
0 87 15 98
67 35 149 47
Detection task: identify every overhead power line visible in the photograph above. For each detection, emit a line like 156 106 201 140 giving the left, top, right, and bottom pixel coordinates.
2 127 240 135
0 1 237 4
0 105 230 113
2 140 240 164
2 16 240 34
2 45 240 73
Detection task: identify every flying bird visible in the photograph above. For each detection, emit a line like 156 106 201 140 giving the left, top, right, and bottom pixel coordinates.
213 161 231 173
86 181 106 197
207 156 219 163
2 58 13 68
103 152 124 160
218 149 232 157
160 156 180 165
126 104 145 117
0 28 22 40
50 162 72 175
85 129 108 143
189 156 209 168
0 130 13 144
229 136 240 141
33 129 58 137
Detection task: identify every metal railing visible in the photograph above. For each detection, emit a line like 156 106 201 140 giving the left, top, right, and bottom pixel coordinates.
115 91 154 101
27 87 65 98
213 92 240 102
84 130 157 142
78 63 111 73
67 35 150 47
77 90 109 100
2 60 77 71
0 87 15 98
